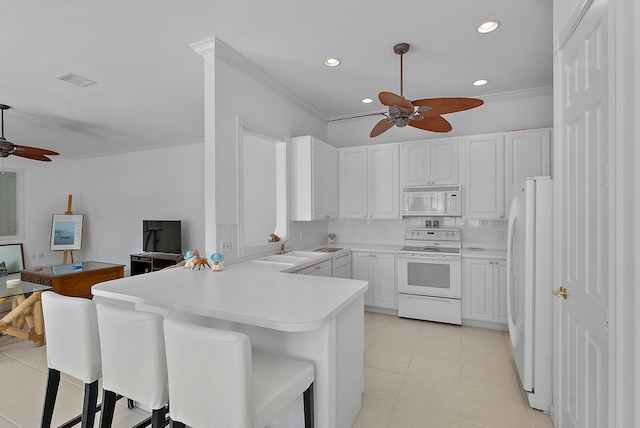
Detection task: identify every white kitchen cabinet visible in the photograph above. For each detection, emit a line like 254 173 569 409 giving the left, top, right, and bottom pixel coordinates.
290 135 338 221
295 259 332 277
462 133 505 219
504 128 551 214
331 252 351 279
351 251 396 309
401 138 459 187
338 144 400 219
462 256 507 326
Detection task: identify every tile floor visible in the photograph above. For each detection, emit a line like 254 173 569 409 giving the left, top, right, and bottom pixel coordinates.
354 312 554 428
0 312 554 428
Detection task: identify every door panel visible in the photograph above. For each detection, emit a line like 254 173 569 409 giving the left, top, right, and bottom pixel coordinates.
557 1 609 427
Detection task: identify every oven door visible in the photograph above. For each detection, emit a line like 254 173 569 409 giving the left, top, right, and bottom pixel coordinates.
397 253 462 298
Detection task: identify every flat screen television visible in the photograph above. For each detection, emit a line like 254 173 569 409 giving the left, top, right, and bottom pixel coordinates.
143 220 182 254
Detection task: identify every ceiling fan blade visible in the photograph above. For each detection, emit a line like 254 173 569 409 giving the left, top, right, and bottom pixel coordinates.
408 115 452 133
370 119 395 138
411 98 484 117
11 151 53 162
13 144 59 156
379 92 414 110
328 112 386 122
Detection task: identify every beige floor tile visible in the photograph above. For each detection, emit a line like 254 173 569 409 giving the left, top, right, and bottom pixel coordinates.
0 416 17 428
389 403 485 428
352 395 394 428
397 376 462 418
461 363 523 400
372 329 420 354
413 333 462 361
406 354 461 383
365 345 412 374
364 367 404 402
380 317 424 338
460 387 534 428
529 407 554 428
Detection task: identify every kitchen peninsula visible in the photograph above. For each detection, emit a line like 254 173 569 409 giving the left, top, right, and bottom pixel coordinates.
91 261 368 428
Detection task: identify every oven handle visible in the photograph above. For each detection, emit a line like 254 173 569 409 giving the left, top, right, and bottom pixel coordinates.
401 294 459 303
397 253 460 260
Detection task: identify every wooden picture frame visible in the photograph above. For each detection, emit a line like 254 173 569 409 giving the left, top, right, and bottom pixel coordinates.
50 214 84 251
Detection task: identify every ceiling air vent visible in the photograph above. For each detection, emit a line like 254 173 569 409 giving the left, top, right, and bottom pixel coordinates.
56 72 97 88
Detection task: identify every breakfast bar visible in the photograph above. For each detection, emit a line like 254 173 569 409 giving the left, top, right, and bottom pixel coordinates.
91 262 368 428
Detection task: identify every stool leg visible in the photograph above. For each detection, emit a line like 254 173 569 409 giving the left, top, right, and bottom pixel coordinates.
81 380 99 428
150 407 166 428
99 390 117 428
41 368 61 428
303 382 314 428
170 421 186 428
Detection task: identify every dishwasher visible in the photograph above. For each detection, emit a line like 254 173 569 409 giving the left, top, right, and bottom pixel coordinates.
331 253 352 279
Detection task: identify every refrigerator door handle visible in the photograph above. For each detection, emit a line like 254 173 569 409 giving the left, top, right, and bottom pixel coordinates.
506 197 519 347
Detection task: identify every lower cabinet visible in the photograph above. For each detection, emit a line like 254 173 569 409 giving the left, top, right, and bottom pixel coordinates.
295 259 332 277
351 251 396 309
462 256 507 325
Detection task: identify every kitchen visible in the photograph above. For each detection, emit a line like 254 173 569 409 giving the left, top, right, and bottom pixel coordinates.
0 1 638 427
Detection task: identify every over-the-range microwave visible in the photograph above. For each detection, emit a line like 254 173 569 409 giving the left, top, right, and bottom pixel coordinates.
402 186 462 216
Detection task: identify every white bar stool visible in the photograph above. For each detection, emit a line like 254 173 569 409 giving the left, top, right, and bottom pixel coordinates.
40 291 102 428
163 319 315 428
95 303 169 428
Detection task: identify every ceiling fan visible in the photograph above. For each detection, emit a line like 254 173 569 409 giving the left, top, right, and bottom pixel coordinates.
0 104 59 162
333 43 484 138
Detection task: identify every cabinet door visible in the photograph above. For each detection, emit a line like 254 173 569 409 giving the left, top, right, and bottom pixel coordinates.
463 258 494 321
351 252 372 305
368 144 400 219
325 145 338 218
504 129 551 215
493 259 508 324
430 138 459 185
297 260 332 277
338 148 368 219
401 141 431 186
371 253 396 309
312 141 326 219
463 134 505 219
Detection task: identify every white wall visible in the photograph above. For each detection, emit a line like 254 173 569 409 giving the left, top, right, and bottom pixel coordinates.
75 143 205 272
1 157 78 268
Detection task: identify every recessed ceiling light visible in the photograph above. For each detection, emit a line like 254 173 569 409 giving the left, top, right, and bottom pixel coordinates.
324 58 340 67
478 21 500 33
361 98 373 104
473 79 489 86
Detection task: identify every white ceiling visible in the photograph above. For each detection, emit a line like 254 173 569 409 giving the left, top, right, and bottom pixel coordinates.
0 0 552 160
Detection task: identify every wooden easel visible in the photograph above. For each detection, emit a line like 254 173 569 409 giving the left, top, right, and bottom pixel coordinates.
63 194 74 264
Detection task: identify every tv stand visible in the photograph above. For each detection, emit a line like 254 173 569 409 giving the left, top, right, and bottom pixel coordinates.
130 253 183 276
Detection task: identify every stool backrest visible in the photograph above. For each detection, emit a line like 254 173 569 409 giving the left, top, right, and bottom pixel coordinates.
163 318 253 427
41 291 101 384
96 303 168 410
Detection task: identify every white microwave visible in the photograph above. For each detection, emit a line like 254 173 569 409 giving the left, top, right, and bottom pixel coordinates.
402 186 462 216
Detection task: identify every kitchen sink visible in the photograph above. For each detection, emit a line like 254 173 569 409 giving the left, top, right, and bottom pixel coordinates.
284 251 324 258
252 255 310 265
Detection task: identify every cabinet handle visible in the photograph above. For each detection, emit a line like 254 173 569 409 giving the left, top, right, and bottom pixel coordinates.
489 261 494 264
325 215 330 219
315 265 320 270
495 261 499 265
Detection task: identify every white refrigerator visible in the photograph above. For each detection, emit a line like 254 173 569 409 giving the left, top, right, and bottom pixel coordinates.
507 176 553 412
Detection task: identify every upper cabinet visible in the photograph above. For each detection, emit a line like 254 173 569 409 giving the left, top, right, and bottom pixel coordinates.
339 144 400 219
290 136 338 221
462 133 506 219
401 138 459 187
504 128 551 211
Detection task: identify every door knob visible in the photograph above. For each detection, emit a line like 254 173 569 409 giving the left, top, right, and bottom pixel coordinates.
553 286 568 300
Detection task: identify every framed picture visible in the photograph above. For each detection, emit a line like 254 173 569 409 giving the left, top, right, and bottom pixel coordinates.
0 243 25 273
50 214 84 251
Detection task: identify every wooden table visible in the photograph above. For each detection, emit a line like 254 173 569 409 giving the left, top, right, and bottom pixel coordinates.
0 276 51 346
21 261 124 299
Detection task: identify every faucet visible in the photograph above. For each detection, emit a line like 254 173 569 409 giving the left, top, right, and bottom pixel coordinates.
279 239 289 254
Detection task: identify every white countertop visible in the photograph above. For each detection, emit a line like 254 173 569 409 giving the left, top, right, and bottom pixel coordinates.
92 260 368 332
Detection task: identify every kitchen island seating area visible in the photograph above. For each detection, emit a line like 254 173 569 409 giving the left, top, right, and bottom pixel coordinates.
163 318 315 428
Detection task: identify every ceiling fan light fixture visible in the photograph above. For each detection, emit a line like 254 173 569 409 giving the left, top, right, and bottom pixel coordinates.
473 79 489 86
478 21 500 33
324 58 340 67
